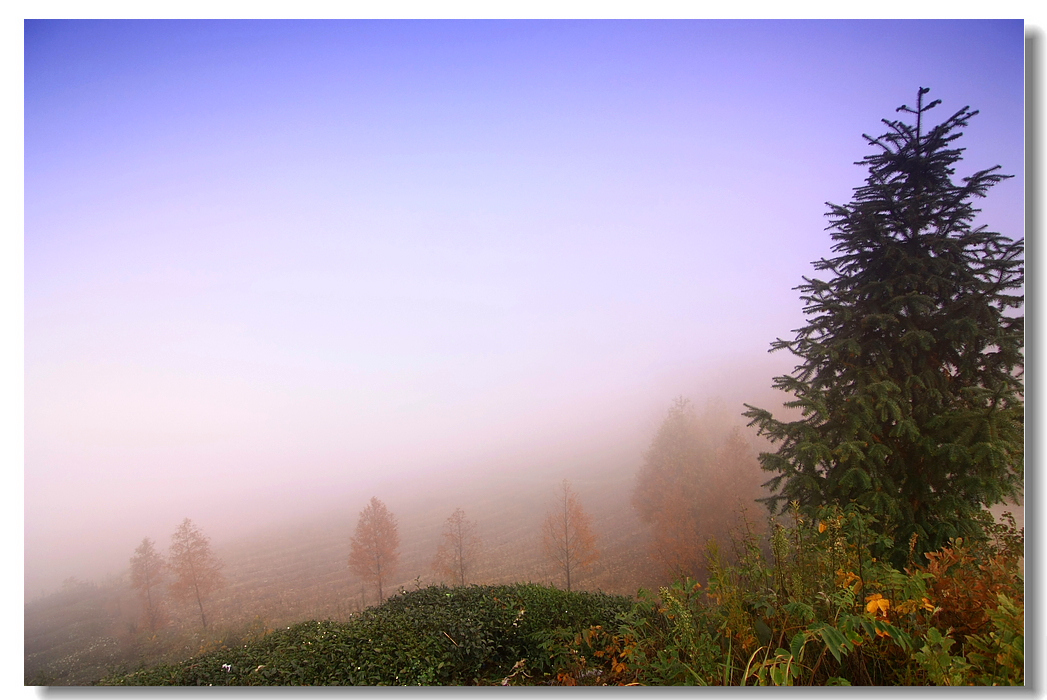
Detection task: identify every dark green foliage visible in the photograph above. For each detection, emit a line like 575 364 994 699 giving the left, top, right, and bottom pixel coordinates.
744 88 1023 565
98 583 633 686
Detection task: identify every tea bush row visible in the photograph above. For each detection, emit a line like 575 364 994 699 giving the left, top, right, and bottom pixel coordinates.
99 583 634 685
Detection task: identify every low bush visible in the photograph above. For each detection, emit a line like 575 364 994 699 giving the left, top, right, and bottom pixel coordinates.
99 583 633 686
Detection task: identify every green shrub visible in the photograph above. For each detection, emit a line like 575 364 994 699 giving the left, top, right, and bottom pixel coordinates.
98 583 633 686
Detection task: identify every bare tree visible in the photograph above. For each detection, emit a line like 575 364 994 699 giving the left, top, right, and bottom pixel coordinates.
348 497 400 603
542 480 598 591
129 537 168 633
168 518 224 630
431 507 481 587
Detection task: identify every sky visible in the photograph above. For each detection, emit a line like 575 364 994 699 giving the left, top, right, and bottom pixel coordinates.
22 19 1027 597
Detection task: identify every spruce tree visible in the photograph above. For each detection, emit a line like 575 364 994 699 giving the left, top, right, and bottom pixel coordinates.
744 88 1023 565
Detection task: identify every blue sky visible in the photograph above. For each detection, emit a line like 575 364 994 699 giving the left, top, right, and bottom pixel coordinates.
22 19 1026 594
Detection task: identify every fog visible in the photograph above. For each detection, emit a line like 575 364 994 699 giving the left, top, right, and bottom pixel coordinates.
23 20 1025 601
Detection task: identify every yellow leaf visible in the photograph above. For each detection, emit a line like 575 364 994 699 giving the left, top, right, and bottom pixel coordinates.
865 594 890 616
819 521 827 533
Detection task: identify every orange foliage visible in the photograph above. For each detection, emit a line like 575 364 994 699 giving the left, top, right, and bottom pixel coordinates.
168 519 224 630
633 398 765 580
542 480 598 591
348 497 400 603
918 535 1024 644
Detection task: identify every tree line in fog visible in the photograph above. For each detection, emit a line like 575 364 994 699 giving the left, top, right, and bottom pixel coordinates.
125 398 764 633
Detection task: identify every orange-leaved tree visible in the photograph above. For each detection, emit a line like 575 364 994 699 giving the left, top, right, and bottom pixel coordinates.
348 497 400 603
168 518 224 630
431 507 482 587
542 479 598 591
633 397 765 580
129 537 168 633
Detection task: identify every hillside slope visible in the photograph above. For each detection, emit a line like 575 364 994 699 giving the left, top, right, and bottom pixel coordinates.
99 584 636 686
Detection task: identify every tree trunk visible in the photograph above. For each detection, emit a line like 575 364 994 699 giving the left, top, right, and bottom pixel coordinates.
194 582 207 630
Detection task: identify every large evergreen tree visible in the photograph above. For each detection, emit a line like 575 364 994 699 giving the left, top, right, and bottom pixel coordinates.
744 88 1023 564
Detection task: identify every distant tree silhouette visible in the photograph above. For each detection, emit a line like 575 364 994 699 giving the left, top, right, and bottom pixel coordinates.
129 537 168 633
348 497 400 603
542 480 598 591
168 519 224 630
431 507 482 587
633 398 765 580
